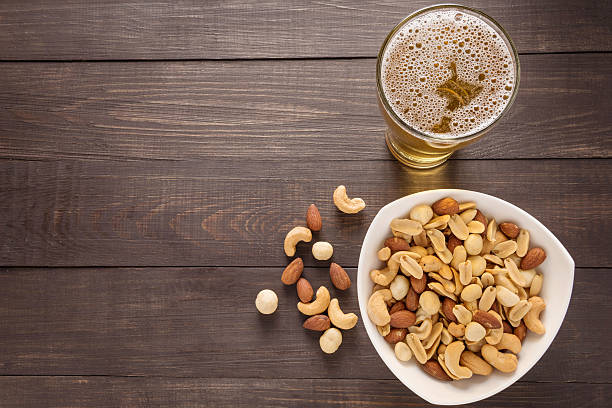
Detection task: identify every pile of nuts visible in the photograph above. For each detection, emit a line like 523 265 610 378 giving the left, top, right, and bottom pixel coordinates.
366 197 547 381
256 185 366 354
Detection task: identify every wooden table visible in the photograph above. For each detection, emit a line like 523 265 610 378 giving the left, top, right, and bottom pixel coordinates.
1 1 611 406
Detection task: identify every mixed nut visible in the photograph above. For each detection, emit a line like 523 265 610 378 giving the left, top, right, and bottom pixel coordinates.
366 196 547 381
256 185 365 354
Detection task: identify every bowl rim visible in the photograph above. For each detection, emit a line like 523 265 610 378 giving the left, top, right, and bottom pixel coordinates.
357 188 574 405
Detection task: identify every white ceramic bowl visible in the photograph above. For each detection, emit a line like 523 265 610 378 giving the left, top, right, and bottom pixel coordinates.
357 189 574 405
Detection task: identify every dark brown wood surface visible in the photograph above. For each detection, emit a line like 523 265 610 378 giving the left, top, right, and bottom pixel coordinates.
1 0 611 407
0 0 610 59
1 54 610 162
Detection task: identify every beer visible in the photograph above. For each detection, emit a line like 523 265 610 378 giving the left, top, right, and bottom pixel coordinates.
377 5 519 168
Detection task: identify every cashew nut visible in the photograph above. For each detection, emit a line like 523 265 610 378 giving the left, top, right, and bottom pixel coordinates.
377 323 391 336
394 341 413 362
255 289 278 315
333 185 365 214
408 318 433 340
370 267 398 286
367 289 392 326
524 296 546 334
448 322 466 338
438 355 461 380
481 344 518 373
297 286 331 316
460 350 493 376
328 298 358 330
319 328 342 354
283 226 312 257
444 341 473 379
425 334 442 360
495 333 522 354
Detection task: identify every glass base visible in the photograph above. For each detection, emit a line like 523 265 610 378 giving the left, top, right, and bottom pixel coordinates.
385 131 453 169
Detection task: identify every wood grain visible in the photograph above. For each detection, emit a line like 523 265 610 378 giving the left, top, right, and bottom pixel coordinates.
0 377 609 407
0 266 608 383
0 0 610 60
0 55 610 162
0 158 609 268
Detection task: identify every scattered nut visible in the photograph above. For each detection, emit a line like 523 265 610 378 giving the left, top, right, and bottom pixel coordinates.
306 204 322 231
297 286 331 315
328 298 358 330
333 185 365 214
281 257 304 285
255 289 278 315
330 262 351 290
284 226 312 257
312 241 333 260
303 315 330 331
320 328 342 354
296 277 314 303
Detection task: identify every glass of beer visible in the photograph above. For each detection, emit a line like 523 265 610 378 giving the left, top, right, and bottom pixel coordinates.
377 4 520 168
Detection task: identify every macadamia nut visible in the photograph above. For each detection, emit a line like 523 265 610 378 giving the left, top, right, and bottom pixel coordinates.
255 289 278 315
312 241 334 260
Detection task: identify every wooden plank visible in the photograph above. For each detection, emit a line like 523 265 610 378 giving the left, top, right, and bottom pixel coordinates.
0 55 610 162
0 266 607 383
0 1 610 60
0 158 609 267
0 377 609 407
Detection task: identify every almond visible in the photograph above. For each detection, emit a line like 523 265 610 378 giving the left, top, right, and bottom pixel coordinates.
447 235 462 253
389 301 406 314
502 321 513 334
432 197 460 215
473 210 487 228
514 321 527 342
306 204 322 231
329 262 351 290
410 275 427 294
384 237 411 252
442 298 458 323
296 277 313 303
384 328 408 344
520 247 546 270
472 310 502 329
281 257 303 285
421 360 452 381
390 310 417 328
499 222 520 239
302 315 330 331
405 287 419 311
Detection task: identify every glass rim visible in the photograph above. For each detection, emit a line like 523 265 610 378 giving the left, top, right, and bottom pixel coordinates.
376 3 521 144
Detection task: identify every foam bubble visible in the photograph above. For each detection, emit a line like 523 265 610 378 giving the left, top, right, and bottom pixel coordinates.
381 9 515 138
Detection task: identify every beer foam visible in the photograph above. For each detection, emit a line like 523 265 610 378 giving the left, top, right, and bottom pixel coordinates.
381 9 516 138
